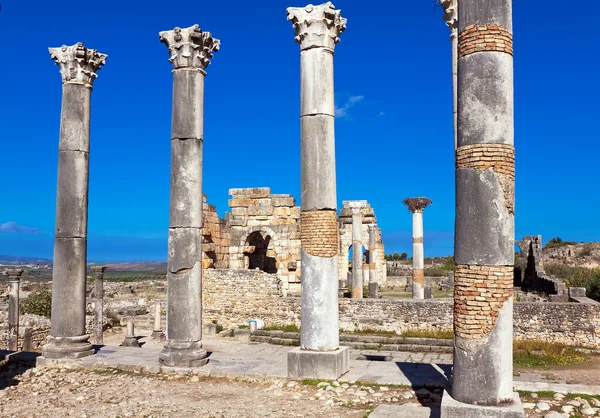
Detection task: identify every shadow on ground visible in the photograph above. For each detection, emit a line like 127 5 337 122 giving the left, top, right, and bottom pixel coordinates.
0 350 40 391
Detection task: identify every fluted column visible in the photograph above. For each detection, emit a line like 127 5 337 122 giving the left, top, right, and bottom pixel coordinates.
451 0 516 407
403 198 432 299
43 43 106 359
286 2 350 380
92 266 106 345
350 205 363 299
441 0 458 150
158 25 219 367
5 269 23 351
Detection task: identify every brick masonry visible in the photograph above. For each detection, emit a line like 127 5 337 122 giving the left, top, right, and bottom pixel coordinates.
454 264 514 339
458 24 513 58
300 210 339 258
413 269 425 287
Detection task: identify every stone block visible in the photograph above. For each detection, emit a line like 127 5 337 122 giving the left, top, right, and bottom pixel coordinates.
203 323 217 336
229 187 270 198
248 205 273 216
272 197 296 207
287 346 350 380
569 287 586 298
441 390 524 418
229 198 254 208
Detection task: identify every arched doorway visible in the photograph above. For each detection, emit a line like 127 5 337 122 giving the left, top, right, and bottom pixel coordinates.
244 231 277 274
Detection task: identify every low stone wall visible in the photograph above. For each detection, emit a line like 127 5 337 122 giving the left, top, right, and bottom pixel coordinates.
382 276 447 289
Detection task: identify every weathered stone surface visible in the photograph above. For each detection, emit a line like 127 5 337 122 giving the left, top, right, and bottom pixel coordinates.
287 346 349 379
49 43 107 87
55 151 89 238
159 24 220 71
172 70 205 140
287 2 347 51
441 389 524 417
59 84 91 151
169 139 203 228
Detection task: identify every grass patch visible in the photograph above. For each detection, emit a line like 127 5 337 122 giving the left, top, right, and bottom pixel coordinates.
301 379 331 386
263 323 300 333
513 340 588 368
401 329 453 339
342 328 398 337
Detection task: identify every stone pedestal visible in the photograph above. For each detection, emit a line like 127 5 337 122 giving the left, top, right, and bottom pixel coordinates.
288 346 350 380
121 319 140 348
441 390 524 418
43 43 106 360
151 301 165 340
368 281 378 299
158 24 219 367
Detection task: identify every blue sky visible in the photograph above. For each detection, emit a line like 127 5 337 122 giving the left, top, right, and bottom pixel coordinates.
0 0 598 261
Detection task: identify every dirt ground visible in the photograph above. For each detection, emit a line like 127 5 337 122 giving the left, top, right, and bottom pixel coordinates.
515 355 600 386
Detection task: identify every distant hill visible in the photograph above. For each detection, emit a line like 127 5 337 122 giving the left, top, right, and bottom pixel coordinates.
0 255 52 265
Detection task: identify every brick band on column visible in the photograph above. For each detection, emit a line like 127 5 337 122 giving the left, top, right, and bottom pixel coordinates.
413 269 425 287
454 265 513 339
301 210 339 258
458 24 513 58
412 237 423 244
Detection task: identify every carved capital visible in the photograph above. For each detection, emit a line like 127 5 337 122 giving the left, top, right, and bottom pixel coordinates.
159 24 220 72
287 2 347 51
3 269 24 281
91 266 107 273
49 43 107 87
440 0 458 34
403 197 432 213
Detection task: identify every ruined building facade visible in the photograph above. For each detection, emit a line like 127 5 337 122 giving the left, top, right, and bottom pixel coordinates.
200 188 386 293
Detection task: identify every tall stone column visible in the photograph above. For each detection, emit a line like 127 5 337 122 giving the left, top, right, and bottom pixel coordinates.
158 24 220 367
443 0 522 414
43 43 106 359
350 204 363 298
92 266 107 345
6 269 23 351
286 2 350 380
367 225 377 295
441 0 458 150
403 198 432 299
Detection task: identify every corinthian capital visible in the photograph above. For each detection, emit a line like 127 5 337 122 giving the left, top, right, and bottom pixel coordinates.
159 24 220 72
440 0 458 33
287 2 347 51
49 43 107 87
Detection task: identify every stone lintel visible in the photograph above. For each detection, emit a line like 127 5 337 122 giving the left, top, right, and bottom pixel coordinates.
287 346 349 379
159 24 220 72
287 2 346 51
49 43 107 87
441 390 524 418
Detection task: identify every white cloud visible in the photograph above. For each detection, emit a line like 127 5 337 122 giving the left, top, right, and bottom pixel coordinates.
0 222 42 234
335 95 364 118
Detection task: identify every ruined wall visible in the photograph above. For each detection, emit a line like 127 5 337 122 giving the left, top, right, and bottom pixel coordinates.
226 188 302 293
338 201 386 285
202 195 230 269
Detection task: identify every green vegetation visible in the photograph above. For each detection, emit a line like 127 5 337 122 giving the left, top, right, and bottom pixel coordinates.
385 252 408 261
401 328 453 339
544 237 577 249
301 379 331 386
513 340 588 368
263 323 300 333
215 324 224 334
342 327 399 337
545 264 600 302
20 289 52 318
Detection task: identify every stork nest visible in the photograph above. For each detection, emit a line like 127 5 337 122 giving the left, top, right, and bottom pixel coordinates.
403 197 432 212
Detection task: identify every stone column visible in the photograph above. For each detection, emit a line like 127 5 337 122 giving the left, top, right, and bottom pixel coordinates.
92 266 106 345
403 198 432 299
286 2 350 380
350 205 363 298
441 0 458 150
152 301 165 340
158 24 220 367
443 0 521 413
5 269 23 351
367 225 377 297
43 43 106 360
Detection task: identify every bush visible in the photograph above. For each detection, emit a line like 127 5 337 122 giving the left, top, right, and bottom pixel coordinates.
21 289 52 318
544 237 576 249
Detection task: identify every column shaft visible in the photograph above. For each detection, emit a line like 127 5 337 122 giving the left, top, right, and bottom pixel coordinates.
8 279 19 351
351 212 363 298
453 0 515 406
93 268 104 345
412 211 424 299
368 226 377 286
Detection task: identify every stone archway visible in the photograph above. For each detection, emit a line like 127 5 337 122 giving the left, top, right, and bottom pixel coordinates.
240 226 279 274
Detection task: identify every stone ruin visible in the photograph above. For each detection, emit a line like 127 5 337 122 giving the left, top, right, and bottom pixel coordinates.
200 188 386 295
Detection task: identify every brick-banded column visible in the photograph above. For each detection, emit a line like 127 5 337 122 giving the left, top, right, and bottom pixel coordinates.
441 0 458 150
158 24 220 367
287 2 349 380
43 43 106 359
350 204 364 299
92 266 106 345
452 0 515 407
367 225 377 298
5 269 23 351
403 198 432 299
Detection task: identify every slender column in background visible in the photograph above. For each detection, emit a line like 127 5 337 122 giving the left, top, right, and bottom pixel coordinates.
350 204 363 298
447 0 519 409
152 301 165 340
403 198 432 299
158 25 220 367
6 269 23 351
441 0 458 150
43 43 106 359
92 266 107 345
286 2 349 380
367 225 377 298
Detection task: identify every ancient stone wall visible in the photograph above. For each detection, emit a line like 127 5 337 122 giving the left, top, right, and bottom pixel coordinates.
226 188 302 293
338 201 386 285
202 194 230 269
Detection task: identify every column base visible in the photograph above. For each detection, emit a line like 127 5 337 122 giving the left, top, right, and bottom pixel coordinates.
287 346 349 380
151 330 165 340
441 390 525 418
121 337 140 348
159 340 208 367
42 335 94 359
